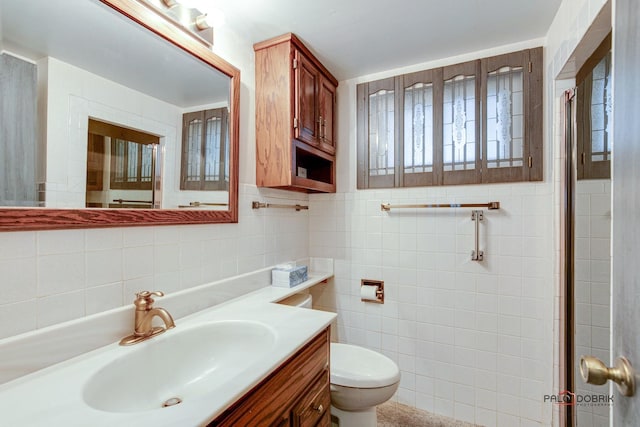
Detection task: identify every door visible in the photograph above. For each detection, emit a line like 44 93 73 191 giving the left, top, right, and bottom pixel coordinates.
611 0 640 423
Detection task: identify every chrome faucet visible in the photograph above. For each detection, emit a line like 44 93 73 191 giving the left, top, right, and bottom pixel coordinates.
119 291 175 346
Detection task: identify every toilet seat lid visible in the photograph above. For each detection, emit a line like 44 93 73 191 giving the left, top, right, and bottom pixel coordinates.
330 343 400 388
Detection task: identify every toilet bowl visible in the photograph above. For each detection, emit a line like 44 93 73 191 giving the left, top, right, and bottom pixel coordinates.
279 293 400 426
330 343 400 426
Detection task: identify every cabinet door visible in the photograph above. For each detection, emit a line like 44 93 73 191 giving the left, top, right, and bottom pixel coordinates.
292 370 330 427
318 77 336 155
86 134 105 192
209 329 329 427
294 51 319 147
480 49 539 183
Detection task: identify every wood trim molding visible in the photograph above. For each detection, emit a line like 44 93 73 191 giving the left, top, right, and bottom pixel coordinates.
253 33 338 87
0 0 240 231
0 207 236 231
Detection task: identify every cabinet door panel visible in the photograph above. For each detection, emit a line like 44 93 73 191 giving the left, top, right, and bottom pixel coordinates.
292 370 330 427
209 329 329 427
318 78 336 155
295 51 319 146
481 49 531 183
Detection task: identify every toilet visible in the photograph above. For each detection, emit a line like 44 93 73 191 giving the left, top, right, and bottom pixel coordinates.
280 293 401 426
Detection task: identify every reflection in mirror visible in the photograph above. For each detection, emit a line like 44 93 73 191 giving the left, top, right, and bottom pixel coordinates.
0 53 37 206
181 108 229 192
86 119 160 209
576 33 612 180
0 0 232 211
571 31 612 427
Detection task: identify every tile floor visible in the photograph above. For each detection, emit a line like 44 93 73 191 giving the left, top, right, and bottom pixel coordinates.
376 402 482 427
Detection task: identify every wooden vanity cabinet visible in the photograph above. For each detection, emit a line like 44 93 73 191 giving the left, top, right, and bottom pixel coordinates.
208 328 330 427
254 33 338 193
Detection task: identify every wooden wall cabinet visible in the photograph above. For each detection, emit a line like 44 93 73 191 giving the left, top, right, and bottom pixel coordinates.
255 33 338 193
208 328 330 426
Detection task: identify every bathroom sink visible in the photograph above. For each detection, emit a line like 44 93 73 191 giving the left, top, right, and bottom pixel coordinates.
83 320 277 413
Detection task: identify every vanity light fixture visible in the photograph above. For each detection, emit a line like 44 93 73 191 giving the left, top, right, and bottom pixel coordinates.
194 13 212 30
141 0 215 46
195 8 225 30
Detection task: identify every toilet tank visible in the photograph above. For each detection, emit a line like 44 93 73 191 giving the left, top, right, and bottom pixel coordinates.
279 292 312 308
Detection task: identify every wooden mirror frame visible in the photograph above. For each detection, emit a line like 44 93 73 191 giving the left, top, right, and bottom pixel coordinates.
0 0 240 231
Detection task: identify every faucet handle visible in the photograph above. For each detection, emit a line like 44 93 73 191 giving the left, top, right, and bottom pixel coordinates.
133 291 164 309
136 291 164 299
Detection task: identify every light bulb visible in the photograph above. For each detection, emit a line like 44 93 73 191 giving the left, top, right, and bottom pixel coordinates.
195 13 213 30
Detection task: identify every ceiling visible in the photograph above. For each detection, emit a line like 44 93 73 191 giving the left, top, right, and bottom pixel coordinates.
217 0 563 80
0 0 563 101
0 0 231 107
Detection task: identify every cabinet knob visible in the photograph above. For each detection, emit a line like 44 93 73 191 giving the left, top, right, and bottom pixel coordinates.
313 404 323 413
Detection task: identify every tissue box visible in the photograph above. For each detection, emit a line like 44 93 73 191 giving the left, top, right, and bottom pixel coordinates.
272 265 308 287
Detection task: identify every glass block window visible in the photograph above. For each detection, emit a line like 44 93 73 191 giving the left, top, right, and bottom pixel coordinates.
204 115 222 181
88 119 159 193
126 142 139 182
112 139 154 187
404 82 433 174
443 75 476 171
590 51 612 163
140 144 153 182
368 89 395 176
486 66 524 168
185 117 203 183
577 34 611 180
356 47 542 189
181 108 229 190
114 139 126 183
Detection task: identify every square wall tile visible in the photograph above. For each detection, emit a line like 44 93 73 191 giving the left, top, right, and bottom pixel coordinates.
0 232 36 260
86 283 123 315
38 230 84 255
86 249 123 287
0 258 37 304
123 246 154 280
36 291 85 328
38 253 86 296
0 301 37 339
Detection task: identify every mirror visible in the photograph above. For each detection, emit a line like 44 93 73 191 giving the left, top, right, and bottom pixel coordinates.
0 0 239 230
571 32 612 426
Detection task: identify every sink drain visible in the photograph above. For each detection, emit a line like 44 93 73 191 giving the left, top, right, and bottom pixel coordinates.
162 397 183 408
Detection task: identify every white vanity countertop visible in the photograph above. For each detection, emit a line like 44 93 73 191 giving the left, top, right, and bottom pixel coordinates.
0 272 335 427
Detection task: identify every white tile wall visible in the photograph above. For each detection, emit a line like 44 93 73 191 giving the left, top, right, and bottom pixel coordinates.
574 179 611 427
0 185 310 340
310 183 554 426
